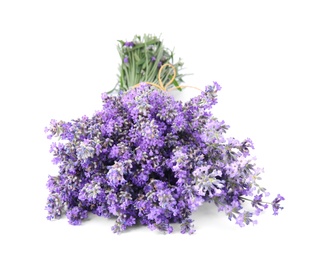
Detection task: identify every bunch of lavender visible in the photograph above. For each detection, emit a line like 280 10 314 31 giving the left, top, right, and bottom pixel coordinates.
45 83 284 234
116 34 185 92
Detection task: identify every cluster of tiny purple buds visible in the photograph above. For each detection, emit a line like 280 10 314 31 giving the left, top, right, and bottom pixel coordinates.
124 41 135 48
123 56 129 63
45 82 284 234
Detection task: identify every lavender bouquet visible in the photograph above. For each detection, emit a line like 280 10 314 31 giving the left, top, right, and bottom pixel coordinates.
45 35 284 234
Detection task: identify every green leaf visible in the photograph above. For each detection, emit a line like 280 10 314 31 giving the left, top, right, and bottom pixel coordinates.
107 83 118 94
134 52 140 62
173 79 179 87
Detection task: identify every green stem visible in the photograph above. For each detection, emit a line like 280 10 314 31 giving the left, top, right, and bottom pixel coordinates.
240 196 272 205
144 38 149 82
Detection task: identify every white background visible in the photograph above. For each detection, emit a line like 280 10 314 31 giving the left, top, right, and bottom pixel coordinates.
1 0 321 259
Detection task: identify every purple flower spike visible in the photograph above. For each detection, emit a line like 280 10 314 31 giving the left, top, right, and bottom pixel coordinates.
124 41 135 48
272 194 285 215
45 83 284 233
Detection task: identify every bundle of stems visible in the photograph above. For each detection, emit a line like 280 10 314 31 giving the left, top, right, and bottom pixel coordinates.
117 34 185 92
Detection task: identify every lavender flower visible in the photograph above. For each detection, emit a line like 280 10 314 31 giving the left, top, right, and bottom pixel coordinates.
66 206 88 225
45 82 284 233
76 140 95 161
272 194 285 215
124 41 135 48
106 162 127 188
180 219 195 235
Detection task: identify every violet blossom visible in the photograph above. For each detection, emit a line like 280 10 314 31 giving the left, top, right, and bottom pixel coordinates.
45 83 284 234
